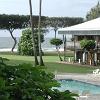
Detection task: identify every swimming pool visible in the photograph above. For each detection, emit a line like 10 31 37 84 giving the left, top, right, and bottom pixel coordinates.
53 79 100 94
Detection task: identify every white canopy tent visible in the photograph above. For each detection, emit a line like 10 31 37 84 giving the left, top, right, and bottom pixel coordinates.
58 17 100 35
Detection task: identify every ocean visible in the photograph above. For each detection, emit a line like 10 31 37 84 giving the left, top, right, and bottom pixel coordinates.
0 37 73 51
0 37 62 50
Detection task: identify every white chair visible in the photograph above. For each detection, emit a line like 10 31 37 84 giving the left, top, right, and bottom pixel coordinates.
92 69 100 80
93 69 100 75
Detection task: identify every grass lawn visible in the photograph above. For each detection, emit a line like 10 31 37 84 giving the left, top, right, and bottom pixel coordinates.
0 52 97 74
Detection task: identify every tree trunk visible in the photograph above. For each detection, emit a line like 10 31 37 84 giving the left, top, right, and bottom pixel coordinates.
38 0 44 66
90 51 94 65
54 29 57 50
9 30 17 52
39 48 44 66
63 35 66 61
54 29 57 39
29 0 39 66
57 47 63 61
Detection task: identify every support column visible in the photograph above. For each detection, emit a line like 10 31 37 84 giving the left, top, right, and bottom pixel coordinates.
90 59 92 65
95 35 99 43
74 35 77 62
78 59 81 64
94 52 97 63
83 52 85 63
95 36 99 65
84 35 87 39
74 51 77 62
95 36 98 50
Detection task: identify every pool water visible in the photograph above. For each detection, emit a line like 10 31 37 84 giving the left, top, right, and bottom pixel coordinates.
53 79 100 94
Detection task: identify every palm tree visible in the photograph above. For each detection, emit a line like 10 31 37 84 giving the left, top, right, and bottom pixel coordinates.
29 0 39 66
38 0 44 66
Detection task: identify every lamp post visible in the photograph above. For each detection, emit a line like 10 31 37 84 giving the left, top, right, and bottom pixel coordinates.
38 0 44 66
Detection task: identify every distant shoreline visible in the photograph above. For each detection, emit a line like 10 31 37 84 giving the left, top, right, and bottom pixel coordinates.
0 48 64 52
0 48 17 52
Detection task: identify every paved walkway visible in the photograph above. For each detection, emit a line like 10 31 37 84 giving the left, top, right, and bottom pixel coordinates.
55 73 100 100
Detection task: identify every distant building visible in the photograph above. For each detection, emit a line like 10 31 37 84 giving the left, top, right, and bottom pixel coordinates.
58 18 100 65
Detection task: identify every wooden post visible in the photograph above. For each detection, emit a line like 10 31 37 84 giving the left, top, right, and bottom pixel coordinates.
90 60 92 65
74 35 76 62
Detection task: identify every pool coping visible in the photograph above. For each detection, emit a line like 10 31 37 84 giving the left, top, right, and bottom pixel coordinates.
55 73 100 86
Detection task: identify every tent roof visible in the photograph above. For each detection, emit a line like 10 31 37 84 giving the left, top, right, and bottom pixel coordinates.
58 17 100 35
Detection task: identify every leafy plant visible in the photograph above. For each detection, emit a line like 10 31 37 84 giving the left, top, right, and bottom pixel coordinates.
86 2 100 21
80 39 95 51
46 17 83 38
50 38 63 46
0 60 77 100
0 14 29 52
80 39 96 65
50 38 63 61
18 29 44 56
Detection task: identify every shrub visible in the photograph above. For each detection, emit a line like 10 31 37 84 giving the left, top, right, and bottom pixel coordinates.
50 38 63 61
18 29 44 56
80 39 96 51
0 59 77 100
50 38 63 47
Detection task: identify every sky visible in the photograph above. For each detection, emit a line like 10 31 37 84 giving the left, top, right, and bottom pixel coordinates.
0 0 100 37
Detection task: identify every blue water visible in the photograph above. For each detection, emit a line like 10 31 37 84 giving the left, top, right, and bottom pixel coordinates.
54 79 100 94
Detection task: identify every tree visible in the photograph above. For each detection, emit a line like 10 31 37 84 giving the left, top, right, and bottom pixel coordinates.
80 39 96 64
38 0 44 66
47 17 60 38
50 38 63 61
29 0 39 66
0 14 47 53
86 2 100 21
0 14 29 52
47 17 83 38
18 29 44 56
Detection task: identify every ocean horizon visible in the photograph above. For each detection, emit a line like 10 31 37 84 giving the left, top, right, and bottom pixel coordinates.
0 37 73 52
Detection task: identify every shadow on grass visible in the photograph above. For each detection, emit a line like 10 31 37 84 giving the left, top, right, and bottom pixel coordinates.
5 59 95 74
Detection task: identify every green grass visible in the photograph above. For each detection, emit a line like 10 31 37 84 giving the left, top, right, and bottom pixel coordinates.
44 62 95 74
44 51 74 57
0 52 97 74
